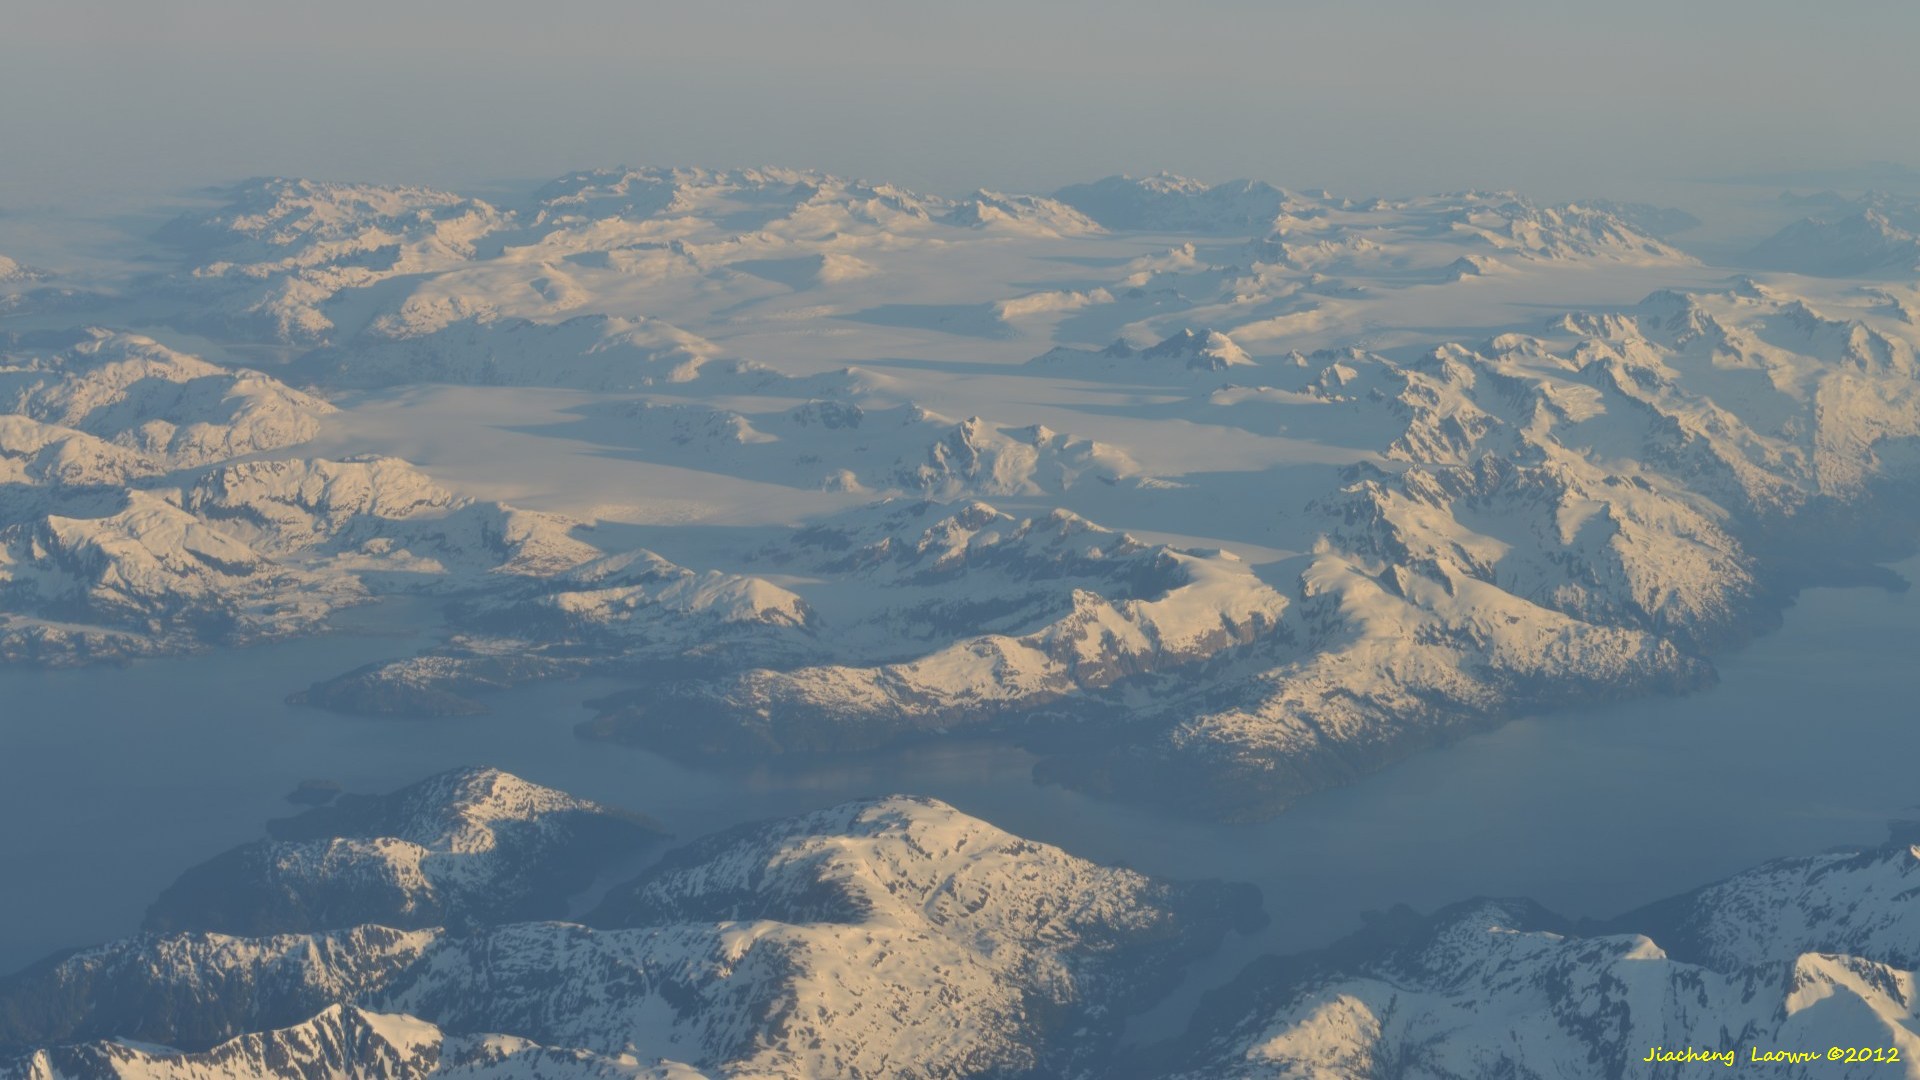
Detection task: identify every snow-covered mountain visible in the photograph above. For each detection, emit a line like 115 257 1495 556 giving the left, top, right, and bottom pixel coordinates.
0 330 333 468
1038 282 1920 819
0 775 1261 1080
142 767 666 935
183 455 597 576
0 256 45 286
481 275 1920 822
1600 822 1920 971
6 164 1920 828
549 399 1145 497
942 190 1106 237
0 332 601 663
1050 176 1686 264
292 548 820 716
582 501 1287 753
128 167 1695 367
155 178 511 342
1151 825 1920 1080
1750 194 1920 276
11 767 1920 1079
7 1005 581 1080
1053 175 1296 233
0 487 363 660
1030 327 1255 382
294 314 756 391
0 415 160 487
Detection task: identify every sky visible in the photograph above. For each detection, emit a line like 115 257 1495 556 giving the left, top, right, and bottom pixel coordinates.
2 0 1916 209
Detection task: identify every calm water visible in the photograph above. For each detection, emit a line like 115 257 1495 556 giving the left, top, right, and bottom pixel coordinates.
1 565 1917 1010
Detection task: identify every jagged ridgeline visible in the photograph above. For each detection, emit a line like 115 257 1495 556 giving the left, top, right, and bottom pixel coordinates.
0 768 1262 1080
6 168 1920 833
1146 823 1920 1079
6 767 1920 1078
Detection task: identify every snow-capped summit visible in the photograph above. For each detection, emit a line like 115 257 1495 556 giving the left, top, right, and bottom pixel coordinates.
0 414 160 487
1030 327 1255 381
142 767 666 936
531 165 939 228
157 178 511 342
1440 193 1686 260
1054 174 1293 232
1750 206 1920 276
1 488 361 660
0 785 1259 1080
585 506 1289 757
6 1004 454 1080
1603 823 1920 971
1157 824 1920 1080
300 313 747 390
0 255 45 285
941 190 1106 236
1140 327 1255 370
0 330 333 467
160 177 506 257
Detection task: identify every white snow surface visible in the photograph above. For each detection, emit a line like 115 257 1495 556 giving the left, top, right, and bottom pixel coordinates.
1169 839 1920 1080
5 166 1920 819
1 787 1249 1080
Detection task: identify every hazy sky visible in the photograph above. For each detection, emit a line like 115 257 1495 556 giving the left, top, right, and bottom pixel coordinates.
3 0 1916 207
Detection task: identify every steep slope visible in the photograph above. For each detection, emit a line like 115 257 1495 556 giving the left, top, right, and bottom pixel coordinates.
1054 175 1293 233
294 313 756 391
0 330 333 467
1751 210 1920 276
183 455 598 577
155 178 512 342
942 190 1105 237
143 767 667 935
0 417 160 488
584 504 1289 754
1749 193 1920 276
553 399 1145 497
1604 825 1920 971
0 256 46 286
4 1005 702 1079
1030 327 1256 383
292 550 819 717
0 489 362 657
1153 828 1920 1080
1 788 1260 1080
0 335 599 664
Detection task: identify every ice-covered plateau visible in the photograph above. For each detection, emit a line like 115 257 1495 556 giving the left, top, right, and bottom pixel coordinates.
0 768 1261 1080
4 169 1920 823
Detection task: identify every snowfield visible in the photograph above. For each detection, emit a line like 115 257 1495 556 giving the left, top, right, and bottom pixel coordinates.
3 165 1919 828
